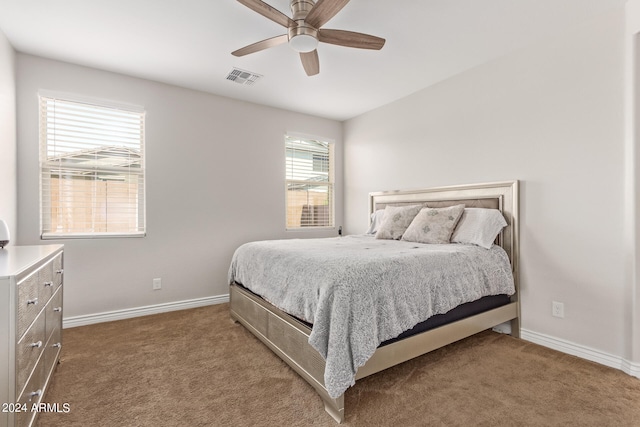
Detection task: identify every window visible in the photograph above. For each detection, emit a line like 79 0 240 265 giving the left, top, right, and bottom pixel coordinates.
39 94 146 238
285 135 334 229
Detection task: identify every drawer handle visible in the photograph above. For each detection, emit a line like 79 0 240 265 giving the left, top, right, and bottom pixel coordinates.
26 298 38 306
44 281 53 287
56 269 64 275
52 342 61 348
30 341 43 348
28 389 42 402
53 307 62 313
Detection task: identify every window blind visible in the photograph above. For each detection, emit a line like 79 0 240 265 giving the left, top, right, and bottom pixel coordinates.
285 135 334 229
39 95 146 238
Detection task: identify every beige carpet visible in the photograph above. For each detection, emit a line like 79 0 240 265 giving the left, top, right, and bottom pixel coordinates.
35 304 640 426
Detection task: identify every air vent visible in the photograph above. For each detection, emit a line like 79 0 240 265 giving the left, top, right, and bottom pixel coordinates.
226 68 262 85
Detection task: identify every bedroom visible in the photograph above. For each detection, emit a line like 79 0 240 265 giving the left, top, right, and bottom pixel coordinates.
0 0 639 425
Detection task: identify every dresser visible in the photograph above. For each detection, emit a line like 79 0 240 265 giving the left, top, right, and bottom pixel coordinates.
0 245 64 427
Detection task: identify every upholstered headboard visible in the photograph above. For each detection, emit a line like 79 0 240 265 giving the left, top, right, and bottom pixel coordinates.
368 181 519 279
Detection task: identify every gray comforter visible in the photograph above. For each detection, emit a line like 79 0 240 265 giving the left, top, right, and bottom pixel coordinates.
228 235 515 398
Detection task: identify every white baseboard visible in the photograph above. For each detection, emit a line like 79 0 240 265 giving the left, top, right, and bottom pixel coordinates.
63 294 230 329
622 358 640 378
521 328 640 379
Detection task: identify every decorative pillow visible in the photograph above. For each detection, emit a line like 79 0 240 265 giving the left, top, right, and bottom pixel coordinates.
375 205 422 240
451 208 507 249
401 204 465 244
366 209 386 235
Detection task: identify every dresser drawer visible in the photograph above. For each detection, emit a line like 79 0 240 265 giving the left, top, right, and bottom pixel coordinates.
17 272 40 339
44 327 62 380
15 359 45 427
53 253 63 288
45 286 63 343
38 261 55 306
16 311 46 397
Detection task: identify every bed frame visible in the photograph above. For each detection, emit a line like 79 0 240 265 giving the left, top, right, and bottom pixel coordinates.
230 181 520 423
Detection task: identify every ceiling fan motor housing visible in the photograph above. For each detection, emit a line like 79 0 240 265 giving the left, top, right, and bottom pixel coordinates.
290 0 315 20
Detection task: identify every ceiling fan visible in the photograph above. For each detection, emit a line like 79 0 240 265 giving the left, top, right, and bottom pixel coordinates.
232 0 386 76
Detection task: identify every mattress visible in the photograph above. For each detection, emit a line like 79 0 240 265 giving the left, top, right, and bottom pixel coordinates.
233 282 510 347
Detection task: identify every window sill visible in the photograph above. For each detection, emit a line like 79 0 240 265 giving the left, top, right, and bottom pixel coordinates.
285 227 335 232
41 232 146 240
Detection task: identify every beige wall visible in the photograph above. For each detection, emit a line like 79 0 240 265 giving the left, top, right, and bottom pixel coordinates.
16 54 343 318
0 30 16 240
344 7 629 362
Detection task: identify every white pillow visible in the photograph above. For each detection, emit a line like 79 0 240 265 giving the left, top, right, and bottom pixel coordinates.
451 208 507 249
401 204 465 244
366 209 386 234
375 205 422 240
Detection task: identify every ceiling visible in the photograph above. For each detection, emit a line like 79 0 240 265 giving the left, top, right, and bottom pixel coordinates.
0 0 627 121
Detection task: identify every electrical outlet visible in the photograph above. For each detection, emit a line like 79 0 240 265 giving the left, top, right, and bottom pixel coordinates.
552 301 564 318
153 278 162 290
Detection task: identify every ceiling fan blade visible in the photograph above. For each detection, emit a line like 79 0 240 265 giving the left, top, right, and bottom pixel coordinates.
236 0 296 28
232 34 288 56
305 0 350 29
300 50 319 76
318 29 385 50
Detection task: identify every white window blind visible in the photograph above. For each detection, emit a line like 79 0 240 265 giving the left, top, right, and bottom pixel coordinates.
285 135 334 229
39 95 146 238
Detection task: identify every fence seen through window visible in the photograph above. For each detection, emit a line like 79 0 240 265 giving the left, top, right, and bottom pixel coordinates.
285 135 334 229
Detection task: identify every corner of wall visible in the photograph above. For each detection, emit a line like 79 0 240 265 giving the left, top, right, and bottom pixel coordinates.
0 29 17 241
624 0 640 363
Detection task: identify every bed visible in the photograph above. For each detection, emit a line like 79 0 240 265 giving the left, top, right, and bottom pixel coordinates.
229 181 520 423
